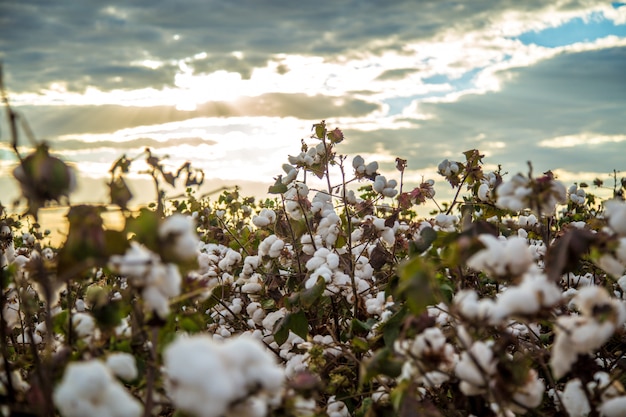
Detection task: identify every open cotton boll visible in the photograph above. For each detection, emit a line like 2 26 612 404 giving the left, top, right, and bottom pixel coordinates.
467 234 533 278
560 379 591 417
327 396 350 417
106 352 138 381
491 272 561 323
252 208 276 228
164 336 237 417
159 213 200 262
54 360 142 417
455 341 497 396
600 397 626 417
510 370 545 412
164 335 284 417
373 176 386 193
352 155 364 170
604 199 626 236
258 235 284 258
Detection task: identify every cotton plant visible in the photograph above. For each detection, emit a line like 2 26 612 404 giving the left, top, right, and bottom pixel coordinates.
7 116 626 417
496 170 567 215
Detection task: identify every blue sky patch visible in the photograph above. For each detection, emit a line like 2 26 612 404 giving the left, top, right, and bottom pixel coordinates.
515 12 626 48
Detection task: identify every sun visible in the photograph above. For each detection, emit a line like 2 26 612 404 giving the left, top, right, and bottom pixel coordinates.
174 62 246 111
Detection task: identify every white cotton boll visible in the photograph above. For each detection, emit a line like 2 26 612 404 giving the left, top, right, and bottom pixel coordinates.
141 285 170 319
269 239 285 258
159 214 199 262
305 254 325 273
454 290 480 319
16 330 43 345
410 327 447 358
600 396 626 417
352 155 364 170
382 187 397 198
282 168 298 184
163 336 237 417
468 235 533 277
596 254 625 277
503 237 534 276
435 213 457 229
262 310 286 331
54 360 142 417
2 292 21 330
550 313 618 379
492 285 539 323
252 209 274 228
561 379 590 417
223 336 284 393
109 242 153 278
373 175 386 193
259 235 278 257
365 161 378 176
344 189 358 204
574 286 613 317
511 370 545 411
327 396 350 417
282 163 295 174
366 292 386 316
106 353 138 381
242 282 263 294
605 199 626 236
351 228 363 242
380 228 395 246
73 313 96 341
326 253 340 270
75 299 86 312
455 341 497 395
225 398 268 417
478 183 491 201
310 266 332 285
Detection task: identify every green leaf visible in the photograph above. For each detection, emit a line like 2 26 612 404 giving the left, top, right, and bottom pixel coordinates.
410 227 438 254
268 177 288 194
52 310 69 336
274 310 309 345
381 306 406 347
91 300 124 330
307 162 326 179
125 208 161 253
351 336 370 353
361 348 403 385
395 256 437 316
313 122 326 139
179 314 204 333
299 277 326 308
350 318 372 336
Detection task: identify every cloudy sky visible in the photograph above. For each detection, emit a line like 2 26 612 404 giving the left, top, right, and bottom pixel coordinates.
1 0 626 206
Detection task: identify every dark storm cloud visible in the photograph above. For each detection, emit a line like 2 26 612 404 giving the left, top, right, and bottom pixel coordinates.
0 0 602 93
343 46 626 176
15 93 379 137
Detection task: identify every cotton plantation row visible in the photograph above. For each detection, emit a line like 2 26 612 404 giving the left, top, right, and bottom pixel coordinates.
2 119 626 417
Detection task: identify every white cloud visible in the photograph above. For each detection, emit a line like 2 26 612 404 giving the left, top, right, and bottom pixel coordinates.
539 133 626 148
